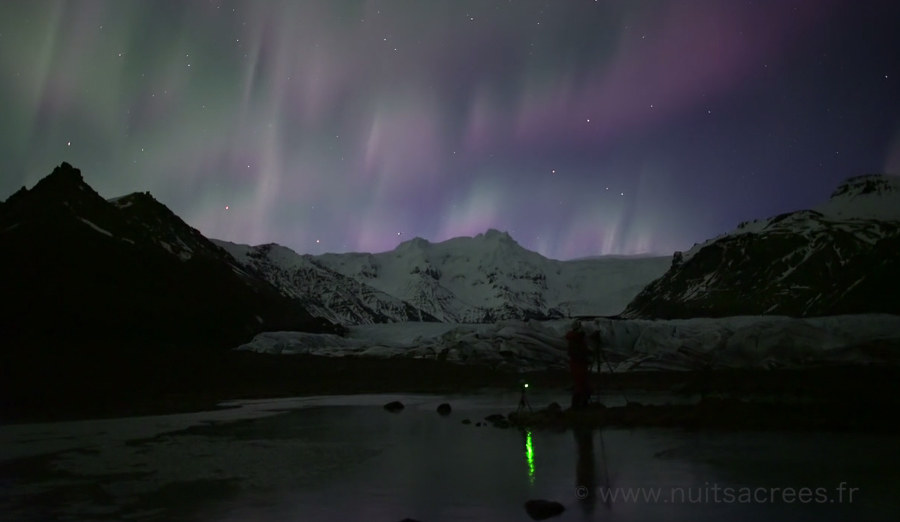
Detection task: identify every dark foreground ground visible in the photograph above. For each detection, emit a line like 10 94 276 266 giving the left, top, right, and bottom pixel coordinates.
3 343 899 430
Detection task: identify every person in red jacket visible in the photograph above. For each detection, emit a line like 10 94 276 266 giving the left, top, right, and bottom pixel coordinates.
566 320 592 409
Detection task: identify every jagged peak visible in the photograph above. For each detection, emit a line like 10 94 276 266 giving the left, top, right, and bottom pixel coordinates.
392 230 522 254
107 191 156 208
818 174 900 221
31 162 90 194
109 191 154 202
396 236 431 250
829 174 900 200
3 162 103 209
479 228 514 241
49 161 82 180
256 242 300 254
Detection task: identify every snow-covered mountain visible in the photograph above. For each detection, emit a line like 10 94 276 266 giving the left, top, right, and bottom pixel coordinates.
315 230 560 322
219 229 669 324
213 240 439 324
623 174 900 318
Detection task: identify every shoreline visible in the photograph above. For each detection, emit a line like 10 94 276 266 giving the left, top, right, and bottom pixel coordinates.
3 352 898 428
506 395 900 432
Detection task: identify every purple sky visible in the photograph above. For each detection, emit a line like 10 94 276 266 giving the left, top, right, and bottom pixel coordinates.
1 0 898 259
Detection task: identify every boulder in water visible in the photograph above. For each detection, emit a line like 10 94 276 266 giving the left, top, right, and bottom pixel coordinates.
384 401 404 413
524 499 565 520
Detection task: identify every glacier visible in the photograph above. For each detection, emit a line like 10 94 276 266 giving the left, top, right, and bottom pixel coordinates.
237 314 900 372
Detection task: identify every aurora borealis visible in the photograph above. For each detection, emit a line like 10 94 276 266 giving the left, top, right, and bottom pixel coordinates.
1 1 898 259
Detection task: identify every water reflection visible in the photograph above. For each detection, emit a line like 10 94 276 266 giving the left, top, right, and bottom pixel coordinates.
524 429 536 485
573 426 596 515
3 395 898 521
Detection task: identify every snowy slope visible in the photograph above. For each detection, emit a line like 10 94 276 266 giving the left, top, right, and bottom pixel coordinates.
314 230 552 322
548 255 671 317
680 174 900 263
816 174 900 220
315 229 669 322
212 240 438 324
624 174 900 318
222 229 669 324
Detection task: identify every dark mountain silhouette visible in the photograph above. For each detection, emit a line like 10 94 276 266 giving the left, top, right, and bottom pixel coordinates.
0 163 335 418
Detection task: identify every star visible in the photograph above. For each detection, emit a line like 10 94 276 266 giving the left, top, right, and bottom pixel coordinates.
0 0 894 262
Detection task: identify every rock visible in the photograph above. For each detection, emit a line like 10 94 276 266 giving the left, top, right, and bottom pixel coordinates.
545 402 562 414
384 401 405 413
475 422 484 427
461 418 472 425
483 413 511 428
437 403 452 416
524 499 565 520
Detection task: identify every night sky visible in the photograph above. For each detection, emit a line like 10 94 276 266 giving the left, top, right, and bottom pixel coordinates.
1 1 898 259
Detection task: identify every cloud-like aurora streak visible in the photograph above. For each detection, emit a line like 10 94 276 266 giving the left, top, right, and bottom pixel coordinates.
1 0 898 259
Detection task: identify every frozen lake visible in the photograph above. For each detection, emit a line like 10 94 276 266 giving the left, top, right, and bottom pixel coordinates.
1 392 897 521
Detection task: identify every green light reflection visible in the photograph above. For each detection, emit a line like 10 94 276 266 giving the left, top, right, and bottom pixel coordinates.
525 429 535 484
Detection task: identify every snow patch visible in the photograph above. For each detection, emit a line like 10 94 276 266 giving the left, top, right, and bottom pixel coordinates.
107 193 139 209
78 218 113 237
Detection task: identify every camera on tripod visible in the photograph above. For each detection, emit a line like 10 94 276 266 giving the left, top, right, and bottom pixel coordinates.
517 379 532 412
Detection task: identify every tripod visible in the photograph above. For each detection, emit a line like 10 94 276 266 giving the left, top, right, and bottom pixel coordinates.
592 342 630 405
517 383 533 413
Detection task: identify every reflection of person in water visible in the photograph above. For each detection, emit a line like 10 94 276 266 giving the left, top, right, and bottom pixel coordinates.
573 426 596 515
566 320 592 409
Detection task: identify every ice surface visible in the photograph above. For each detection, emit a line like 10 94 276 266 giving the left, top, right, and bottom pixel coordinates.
2 395 897 522
237 314 900 371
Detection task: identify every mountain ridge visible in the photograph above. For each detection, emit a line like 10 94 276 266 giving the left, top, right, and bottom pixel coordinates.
0 162 332 347
623 173 900 318
218 230 671 324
